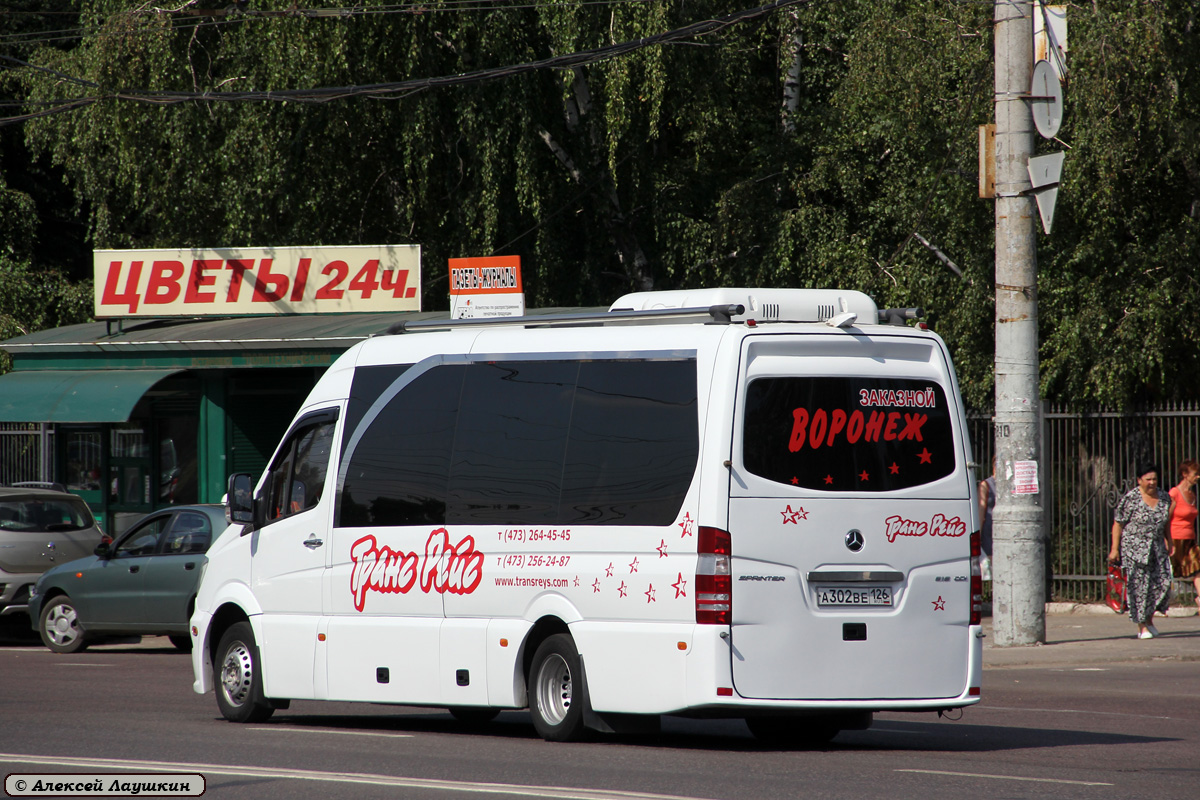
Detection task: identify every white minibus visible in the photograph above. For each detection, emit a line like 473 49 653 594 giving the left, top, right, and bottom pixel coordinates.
191 287 983 743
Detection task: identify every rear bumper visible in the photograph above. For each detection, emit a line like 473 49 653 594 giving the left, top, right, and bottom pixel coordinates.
0 572 37 617
681 622 983 714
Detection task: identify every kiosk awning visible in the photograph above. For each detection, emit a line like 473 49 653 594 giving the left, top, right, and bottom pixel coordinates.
0 368 184 423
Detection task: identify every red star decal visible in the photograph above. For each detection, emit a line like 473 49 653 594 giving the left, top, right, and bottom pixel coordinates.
932 596 946 611
918 448 933 464
790 476 799 485
858 470 870 482
781 505 800 524
678 512 695 538
672 573 687 598
795 506 809 520
657 539 669 558
824 474 834 485
592 578 601 593
629 557 640 573
644 584 656 603
889 462 900 475
573 576 580 587
605 562 614 578
618 581 628 598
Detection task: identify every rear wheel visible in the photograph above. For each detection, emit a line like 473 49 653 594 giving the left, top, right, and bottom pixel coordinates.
528 634 587 742
214 622 274 723
168 634 193 653
39 595 88 654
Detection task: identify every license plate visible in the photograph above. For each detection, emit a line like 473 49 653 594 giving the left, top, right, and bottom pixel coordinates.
815 586 893 607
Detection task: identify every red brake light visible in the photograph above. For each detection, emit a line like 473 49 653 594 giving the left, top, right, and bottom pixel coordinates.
697 526 731 625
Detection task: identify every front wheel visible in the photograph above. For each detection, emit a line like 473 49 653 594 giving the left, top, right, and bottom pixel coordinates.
214 622 274 723
39 595 88 654
528 634 587 742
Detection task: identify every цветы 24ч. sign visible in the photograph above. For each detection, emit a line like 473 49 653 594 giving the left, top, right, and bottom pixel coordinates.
92 245 422 317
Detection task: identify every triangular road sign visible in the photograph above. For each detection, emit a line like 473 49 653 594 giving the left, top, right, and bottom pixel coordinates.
1031 186 1059 235
1028 152 1065 234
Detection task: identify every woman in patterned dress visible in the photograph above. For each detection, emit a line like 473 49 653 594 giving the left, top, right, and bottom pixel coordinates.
1108 462 1174 639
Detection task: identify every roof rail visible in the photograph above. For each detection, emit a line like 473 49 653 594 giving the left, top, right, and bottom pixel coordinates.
382 304 746 335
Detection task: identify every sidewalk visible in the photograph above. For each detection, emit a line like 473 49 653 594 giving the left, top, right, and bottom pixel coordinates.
982 603 1200 668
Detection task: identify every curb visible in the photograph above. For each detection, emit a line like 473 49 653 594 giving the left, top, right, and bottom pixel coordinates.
1044 602 1199 617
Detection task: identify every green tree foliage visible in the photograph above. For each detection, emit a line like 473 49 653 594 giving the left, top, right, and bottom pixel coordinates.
5 0 1199 407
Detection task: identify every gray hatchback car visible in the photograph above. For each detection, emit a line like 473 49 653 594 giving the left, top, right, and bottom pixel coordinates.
0 487 104 620
29 504 227 653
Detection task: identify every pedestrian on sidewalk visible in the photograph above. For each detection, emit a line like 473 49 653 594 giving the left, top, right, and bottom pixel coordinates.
1168 458 1200 612
978 460 996 581
1109 462 1174 639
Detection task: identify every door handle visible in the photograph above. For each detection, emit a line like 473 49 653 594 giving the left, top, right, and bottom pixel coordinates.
184 562 196 570
128 565 140 574
303 535 324 550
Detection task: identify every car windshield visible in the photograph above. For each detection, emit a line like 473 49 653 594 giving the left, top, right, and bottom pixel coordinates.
0 497 94 532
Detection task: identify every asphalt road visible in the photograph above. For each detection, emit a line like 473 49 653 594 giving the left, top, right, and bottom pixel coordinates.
1 613 1198 800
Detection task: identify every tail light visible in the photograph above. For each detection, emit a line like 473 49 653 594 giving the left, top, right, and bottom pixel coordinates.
969 529 982 626
697 526 731 624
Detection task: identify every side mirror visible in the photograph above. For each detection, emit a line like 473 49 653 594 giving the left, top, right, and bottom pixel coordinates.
226 473 255 526
93 542 111 559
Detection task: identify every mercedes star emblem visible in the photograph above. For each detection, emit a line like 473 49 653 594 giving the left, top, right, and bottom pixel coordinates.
845 529 864 552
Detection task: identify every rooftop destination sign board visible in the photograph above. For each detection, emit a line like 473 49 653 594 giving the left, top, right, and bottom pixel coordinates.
93 245 421 318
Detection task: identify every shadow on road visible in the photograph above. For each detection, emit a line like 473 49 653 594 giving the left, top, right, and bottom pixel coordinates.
230 708 1173 754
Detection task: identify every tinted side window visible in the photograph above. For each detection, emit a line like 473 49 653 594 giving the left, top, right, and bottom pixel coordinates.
343 364 411 455
743 377 955 491
561 360 698 524
448 361 578 524
264 417 337 522
339 365 465 527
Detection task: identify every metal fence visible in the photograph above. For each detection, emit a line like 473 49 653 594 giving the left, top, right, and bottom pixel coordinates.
4 409 1199 604
970 403 1200 605
0 423 53 485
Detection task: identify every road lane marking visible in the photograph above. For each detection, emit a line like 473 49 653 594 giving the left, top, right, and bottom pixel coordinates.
897 769 1112 786
983 705 1174 720
0 754 714 800
246 726 414 739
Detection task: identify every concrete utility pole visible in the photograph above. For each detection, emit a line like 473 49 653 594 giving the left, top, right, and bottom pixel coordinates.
992 0 1046 646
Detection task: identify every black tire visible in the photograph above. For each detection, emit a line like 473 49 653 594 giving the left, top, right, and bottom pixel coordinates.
38 595 88 654
213 622 274 723
168 634 193 653
527 634 588 742
449 707 501 726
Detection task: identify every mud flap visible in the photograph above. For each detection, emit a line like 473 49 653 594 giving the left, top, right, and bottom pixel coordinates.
577 657 661 735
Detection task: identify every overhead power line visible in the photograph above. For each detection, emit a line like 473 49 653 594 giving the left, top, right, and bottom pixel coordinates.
0 0 813 127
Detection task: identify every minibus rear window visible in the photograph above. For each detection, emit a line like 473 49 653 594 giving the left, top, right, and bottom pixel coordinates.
743 377 955 491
